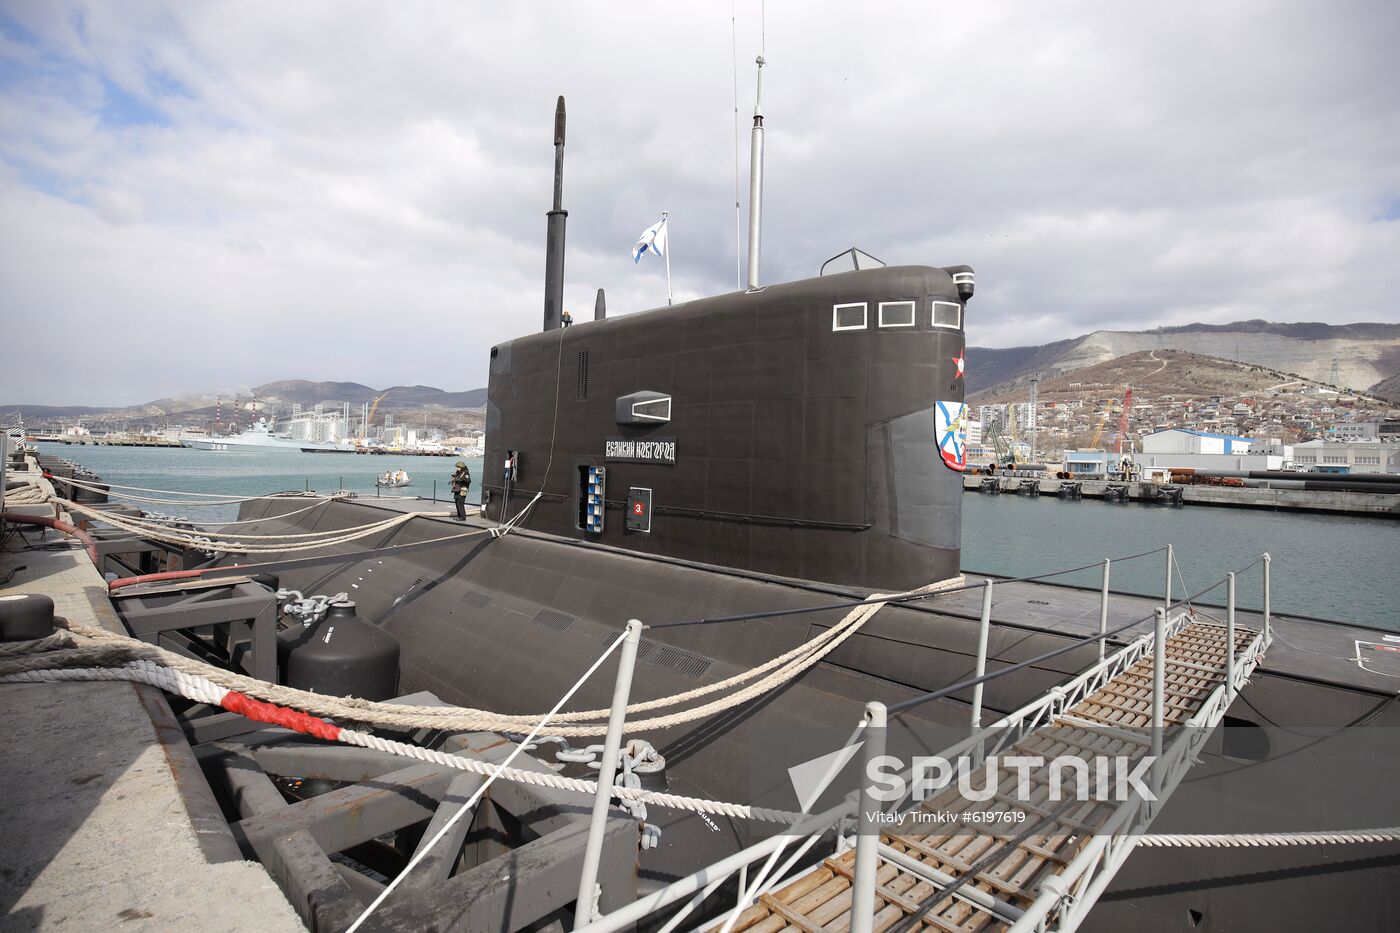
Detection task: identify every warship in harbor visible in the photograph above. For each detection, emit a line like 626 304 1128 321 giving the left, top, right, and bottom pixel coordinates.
180 417 348 452
6 94 1399 932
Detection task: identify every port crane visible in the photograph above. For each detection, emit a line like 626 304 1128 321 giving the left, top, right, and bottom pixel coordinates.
1088 401 1115 450
359 391 391 444
1115 386 1134 456
1088 387 1134 451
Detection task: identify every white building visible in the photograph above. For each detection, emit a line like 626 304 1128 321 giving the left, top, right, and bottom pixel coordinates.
1135 451 1284 472
1010 402 1036 436
1292 440 1400 474
977 405 1007 433
1141 429 1254 456
965 419 983 447
1332 421 1400 443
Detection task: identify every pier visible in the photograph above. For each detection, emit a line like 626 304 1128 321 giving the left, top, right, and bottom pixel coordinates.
0 467 301 930
41 435 185 448
964 474 1400 516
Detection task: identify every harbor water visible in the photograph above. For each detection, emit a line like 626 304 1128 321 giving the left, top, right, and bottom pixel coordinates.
36 443 1400 630
962 492 1398 631
36 443 484 524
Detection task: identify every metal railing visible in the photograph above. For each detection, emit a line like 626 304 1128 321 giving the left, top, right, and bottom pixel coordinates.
572 549 1275 933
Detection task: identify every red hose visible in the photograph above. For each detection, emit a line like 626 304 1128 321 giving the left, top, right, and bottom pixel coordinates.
1 512 99 564
107 569 206 591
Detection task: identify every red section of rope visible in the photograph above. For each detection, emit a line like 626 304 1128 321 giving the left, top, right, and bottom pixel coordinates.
221 690 343 742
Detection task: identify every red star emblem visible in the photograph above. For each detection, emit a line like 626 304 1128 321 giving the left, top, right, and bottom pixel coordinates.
952 352 965 379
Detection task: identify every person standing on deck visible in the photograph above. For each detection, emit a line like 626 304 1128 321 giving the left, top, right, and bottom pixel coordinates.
450 461 472 520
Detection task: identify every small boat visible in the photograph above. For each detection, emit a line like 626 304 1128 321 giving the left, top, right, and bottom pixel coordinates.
376 469 411 488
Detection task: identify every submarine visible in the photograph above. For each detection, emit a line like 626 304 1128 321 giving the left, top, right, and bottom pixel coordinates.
194 96 1400 930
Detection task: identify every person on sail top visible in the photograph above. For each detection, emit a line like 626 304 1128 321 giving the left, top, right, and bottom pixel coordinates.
450 461 472 520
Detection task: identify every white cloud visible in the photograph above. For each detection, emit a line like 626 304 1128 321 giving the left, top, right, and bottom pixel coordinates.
0 0 1396 405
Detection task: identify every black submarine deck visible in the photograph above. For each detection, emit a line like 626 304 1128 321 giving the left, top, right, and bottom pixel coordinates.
266 493 1398 698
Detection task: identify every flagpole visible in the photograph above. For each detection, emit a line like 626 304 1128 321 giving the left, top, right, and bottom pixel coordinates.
662 210 672 306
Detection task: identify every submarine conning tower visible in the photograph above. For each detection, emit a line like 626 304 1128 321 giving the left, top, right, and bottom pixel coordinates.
483 262 973 591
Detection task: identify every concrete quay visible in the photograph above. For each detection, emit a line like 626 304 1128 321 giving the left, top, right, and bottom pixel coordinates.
0 488 301 930
964 473 1400 516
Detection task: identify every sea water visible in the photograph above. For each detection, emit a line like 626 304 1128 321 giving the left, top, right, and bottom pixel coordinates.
36 443 1400 629
961 493 1399 630
35 442 483 522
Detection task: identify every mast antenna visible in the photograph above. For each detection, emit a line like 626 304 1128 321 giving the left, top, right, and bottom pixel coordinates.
745 55 766 290
542 96 568 332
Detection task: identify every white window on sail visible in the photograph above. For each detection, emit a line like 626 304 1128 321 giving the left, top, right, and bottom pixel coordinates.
878 300 916 328
832 302 868 331
931 301 963 330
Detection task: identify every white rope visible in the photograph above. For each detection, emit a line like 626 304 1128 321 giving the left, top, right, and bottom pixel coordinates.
0 660 229 706
489 491 542 539
68 499 410 541
475 576 964 732
345 628 631 933
1138 829 1400 847
61 498 431 553
0 658 796 823
9 657 1398 842
33 574 960 738
50 474 290 499
2 482 49 505
51 473 320 507
146 498 333 527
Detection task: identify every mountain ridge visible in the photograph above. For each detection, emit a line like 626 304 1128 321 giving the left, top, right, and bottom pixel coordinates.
967 319 1400 400
3 380 488 421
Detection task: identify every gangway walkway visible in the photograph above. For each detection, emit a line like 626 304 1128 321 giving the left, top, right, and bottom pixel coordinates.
718 613 1267 933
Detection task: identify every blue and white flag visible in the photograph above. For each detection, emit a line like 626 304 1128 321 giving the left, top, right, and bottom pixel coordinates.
632 216 668 263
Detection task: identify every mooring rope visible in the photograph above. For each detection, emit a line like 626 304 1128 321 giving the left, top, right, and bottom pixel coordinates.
1136 829 1400 847
2 481 50 506
45 473 325 507
58 498 431 554
0 649 796 824
0 575 961 738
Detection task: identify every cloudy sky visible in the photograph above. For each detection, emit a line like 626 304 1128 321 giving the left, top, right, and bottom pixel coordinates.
2 1 1397 406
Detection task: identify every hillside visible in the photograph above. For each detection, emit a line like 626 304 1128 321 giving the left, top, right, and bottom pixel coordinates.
2 404 114 420
967 320 1400 399
250 381 487 410
968 349 1390 407
1368 373 1400 402
2 380 488 422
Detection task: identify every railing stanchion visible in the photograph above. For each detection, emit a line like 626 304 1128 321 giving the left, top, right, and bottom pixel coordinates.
1098 558 1111 663
1262 552 1271 643
1226 572 1237 704
1151 606 1166 793
850 701 887 933
575 619 643 926
970 580 994 755
1164 543 1173 615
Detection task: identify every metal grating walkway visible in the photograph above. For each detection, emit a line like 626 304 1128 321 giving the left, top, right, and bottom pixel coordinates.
720 616 1266 933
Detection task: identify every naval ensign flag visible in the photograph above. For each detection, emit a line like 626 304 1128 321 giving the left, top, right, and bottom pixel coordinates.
632 212 673 305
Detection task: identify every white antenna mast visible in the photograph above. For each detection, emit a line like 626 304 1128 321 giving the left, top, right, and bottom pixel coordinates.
745 54 766 290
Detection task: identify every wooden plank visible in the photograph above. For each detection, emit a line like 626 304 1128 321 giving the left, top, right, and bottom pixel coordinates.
824 856 926 914
757 892 825 932
1097 683 1198 709
893 836 1041 901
